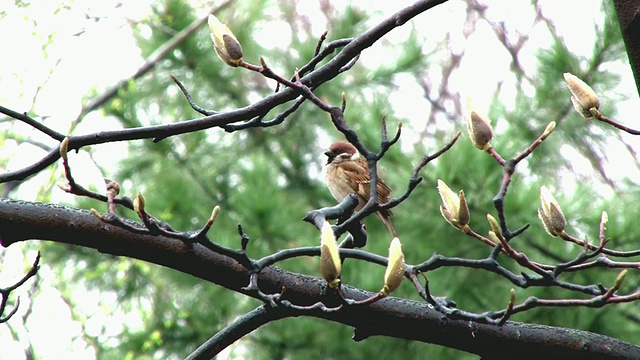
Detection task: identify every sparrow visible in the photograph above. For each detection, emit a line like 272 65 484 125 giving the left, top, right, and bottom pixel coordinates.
323 141 397 237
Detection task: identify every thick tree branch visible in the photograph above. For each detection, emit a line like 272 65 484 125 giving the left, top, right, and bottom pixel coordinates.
186 305 289 360
612 0 640 96
0 199 638 359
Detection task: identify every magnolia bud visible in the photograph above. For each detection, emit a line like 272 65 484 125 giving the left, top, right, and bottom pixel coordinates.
488 230 502 245
210 205 221 223
437 179 470 231
563 73 599 118
466 99 494 150
614 269 628 288
90 208 101 218
543 121 556 137
486 214 501 237
320 221 341 288
381 237 405 296
60 137 69 159
538 185 566 236
133 193 145 214
208 14 243 67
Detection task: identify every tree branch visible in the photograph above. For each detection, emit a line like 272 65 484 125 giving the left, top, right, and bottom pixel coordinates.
612 0 640 96
0 199 638 358
72 1 233 125
0 0 450 183
186 305 289 360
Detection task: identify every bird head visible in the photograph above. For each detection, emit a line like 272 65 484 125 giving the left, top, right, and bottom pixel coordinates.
324 141 359 165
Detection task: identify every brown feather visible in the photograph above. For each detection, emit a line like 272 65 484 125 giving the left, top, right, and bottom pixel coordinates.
352 158 393 215
324 142 397 237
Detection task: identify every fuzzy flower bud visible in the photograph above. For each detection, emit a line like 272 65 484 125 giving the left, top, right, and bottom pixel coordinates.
543 121 556 137
90 208 101 218
210 205 221 223
208 14 243 67
563 73 600 118
466 99 494 150
614 269 628 289
133 193 145 214
538 185 566 236
487 214 501 237
603 269 628 298
601 211 608 226
320 221 341 288
488 230 502 245
437 179 470 231
59 137 69 160
381 237 405 296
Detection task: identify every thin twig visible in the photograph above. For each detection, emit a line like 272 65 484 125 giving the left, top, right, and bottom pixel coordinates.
72 1 232 126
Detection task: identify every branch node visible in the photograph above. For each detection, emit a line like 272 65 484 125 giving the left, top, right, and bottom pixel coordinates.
238 224 250 252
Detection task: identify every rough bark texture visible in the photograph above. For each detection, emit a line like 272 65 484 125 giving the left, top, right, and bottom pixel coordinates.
613 0 640 96
1 199 639 359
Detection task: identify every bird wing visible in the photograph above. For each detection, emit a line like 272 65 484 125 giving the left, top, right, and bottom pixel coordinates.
339 160 393 206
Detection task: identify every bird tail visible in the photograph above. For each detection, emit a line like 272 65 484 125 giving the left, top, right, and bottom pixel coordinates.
376 210 397 238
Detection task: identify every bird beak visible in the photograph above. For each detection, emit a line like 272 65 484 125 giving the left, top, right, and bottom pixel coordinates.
324 150 335 164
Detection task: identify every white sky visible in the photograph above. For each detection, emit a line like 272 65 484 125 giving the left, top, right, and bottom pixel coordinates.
0 1 639 359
